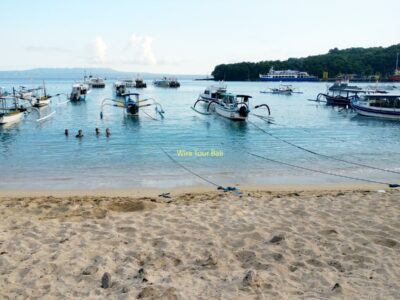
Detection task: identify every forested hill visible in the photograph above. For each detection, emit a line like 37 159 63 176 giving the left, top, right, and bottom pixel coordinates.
211 44 400 81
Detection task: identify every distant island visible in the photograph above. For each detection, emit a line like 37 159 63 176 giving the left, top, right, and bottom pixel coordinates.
211 44 400 81
0 68 202 80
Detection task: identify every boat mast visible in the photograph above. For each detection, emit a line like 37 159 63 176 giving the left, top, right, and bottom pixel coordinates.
396 52 399 71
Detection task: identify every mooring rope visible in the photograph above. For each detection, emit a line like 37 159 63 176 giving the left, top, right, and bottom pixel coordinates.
248 120 400 175
160 148 239 192
247 152 400 188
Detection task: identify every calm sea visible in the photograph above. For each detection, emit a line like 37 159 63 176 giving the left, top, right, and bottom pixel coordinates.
1 79 399 190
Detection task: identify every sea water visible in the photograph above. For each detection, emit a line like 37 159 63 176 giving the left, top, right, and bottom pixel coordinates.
1 79 399 190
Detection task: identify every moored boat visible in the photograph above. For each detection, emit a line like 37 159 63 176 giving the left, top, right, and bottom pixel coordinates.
70 83 89 101
85 76 106 88
198 82 227 103
100 93 165 119
317 81 364 106
351 93 400 120
113 81 127 96
0 96 26 125
153 77 180 88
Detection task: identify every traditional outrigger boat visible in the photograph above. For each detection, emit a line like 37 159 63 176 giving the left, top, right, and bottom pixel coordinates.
192 92 271 121
100 93 165 120
351 93 400 120
198 83 227 103
113 81 128 96
70 83 90 101
0 95 26 125
260 84 301 95
316 81 364 106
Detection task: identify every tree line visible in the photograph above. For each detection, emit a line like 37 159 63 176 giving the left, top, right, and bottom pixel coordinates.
211 44 400 81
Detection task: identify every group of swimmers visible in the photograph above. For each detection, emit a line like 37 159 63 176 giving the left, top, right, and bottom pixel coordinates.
64 128 111 138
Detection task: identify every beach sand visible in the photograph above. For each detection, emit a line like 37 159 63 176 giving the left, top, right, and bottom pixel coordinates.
0 187 399 299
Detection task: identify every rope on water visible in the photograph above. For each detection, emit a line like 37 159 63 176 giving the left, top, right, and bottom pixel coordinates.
248 120 400 176
247 152 400 188
160 148 239 192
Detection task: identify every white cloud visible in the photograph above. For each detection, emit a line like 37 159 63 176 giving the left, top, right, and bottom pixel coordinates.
126 34 157 65
93 36 107 63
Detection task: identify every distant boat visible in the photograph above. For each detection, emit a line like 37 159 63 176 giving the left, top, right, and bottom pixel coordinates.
260 84 302 95
113 81 127 96
259 67 318 82
153 77 180 88
85 76 106 88
198 82 227 103
122 77 147 88
352 93 400 120
70 83 89 101
388 53 400 82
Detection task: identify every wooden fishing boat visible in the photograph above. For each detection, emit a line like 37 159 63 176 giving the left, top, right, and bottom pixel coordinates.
192 91 271 121
352 93 400 120
0 96 26 125
100 93 165 119
317 82 364 106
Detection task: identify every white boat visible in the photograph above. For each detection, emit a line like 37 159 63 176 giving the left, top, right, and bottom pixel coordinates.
259 67 318 82
352 93 400 120
0 96 25 125
70 83 89 101
153 77 180 88
121 78 147 88
113 81 127 96
85 76 106 88
193 92 252 120
198 83 227 103
31 82 52 108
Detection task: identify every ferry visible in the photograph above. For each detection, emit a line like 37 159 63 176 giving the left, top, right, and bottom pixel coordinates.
259 67 318 82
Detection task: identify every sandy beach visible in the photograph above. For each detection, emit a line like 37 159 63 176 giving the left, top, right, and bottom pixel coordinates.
0 186 399 299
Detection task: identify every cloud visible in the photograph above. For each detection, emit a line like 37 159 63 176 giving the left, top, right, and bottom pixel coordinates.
125 34 157 65
93 36 107 63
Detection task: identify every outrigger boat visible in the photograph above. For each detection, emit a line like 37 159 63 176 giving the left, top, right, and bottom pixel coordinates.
198 83 227 103
260 84 301 95
70 83 90 101
192 92 271 121
100 93 165 120
31 82 52 108
316 81 364 106
351 93 400 120
0 95 26 125
113 81 127 96
153 77 180 88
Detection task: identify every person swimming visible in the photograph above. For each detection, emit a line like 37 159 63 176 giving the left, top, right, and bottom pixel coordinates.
105 128 111 137
75 129 84 138
95 128 100 136
64 129 69 136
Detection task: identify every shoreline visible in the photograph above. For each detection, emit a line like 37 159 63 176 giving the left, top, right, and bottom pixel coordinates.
0 183 389 198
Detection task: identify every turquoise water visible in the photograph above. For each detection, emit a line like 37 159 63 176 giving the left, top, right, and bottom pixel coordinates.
1 79 400 190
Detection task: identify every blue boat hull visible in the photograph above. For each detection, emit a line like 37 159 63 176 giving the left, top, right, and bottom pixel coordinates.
259 77 319 82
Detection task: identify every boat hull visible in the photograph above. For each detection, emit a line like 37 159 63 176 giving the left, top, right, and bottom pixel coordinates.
215 106 246 121
324 95 351 106
352 102 400 120
389 75 400 82
0 111 23 124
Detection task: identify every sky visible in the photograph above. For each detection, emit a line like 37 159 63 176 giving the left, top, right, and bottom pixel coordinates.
1 0 399 74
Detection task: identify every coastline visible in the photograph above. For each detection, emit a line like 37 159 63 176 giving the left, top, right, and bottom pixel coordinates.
0 183 389 198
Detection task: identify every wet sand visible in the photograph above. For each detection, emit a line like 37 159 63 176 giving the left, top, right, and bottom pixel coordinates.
0 186 399 299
